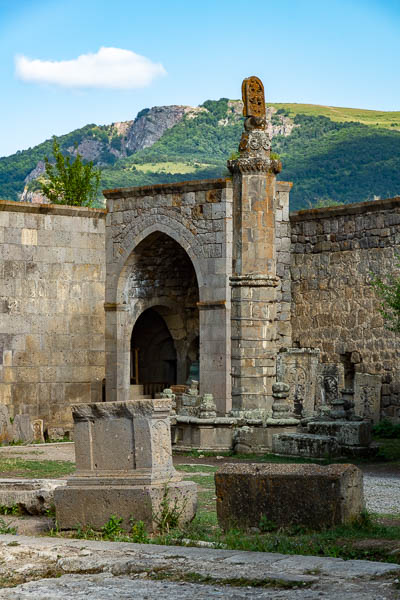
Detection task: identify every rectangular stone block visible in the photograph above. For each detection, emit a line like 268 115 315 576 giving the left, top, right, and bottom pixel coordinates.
272 432 340 458
215 463 364 531
307 420 372 447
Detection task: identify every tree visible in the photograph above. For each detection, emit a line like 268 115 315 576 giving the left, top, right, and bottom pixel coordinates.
40 138 101 207
371 257 400 332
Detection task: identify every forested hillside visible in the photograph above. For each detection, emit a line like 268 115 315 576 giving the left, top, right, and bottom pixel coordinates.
1 99 400 211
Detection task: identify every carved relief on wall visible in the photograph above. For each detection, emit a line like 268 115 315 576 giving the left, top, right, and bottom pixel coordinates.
354 373 382 425
287 365 305 417
277 349 321 418
315 364 344 409
151 419 172 466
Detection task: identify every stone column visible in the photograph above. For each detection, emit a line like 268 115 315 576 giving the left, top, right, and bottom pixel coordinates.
198 300 231 415
105 303 130 403
228 76 282 417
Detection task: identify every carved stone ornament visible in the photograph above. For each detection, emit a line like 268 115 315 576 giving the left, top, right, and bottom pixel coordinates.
242 76 266 120
227 76 278 174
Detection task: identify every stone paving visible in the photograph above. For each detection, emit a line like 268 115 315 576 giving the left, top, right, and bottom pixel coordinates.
0 535 398 599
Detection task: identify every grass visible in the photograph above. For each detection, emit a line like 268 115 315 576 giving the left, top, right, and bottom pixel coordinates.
0 458 74 479
175 464 216 473
270 102 400 130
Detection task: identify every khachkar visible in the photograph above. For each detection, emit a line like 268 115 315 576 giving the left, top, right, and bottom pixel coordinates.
228 76 282 418
54 399 197 532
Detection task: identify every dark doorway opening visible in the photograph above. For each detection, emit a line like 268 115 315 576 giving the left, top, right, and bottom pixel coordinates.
131 308 177 394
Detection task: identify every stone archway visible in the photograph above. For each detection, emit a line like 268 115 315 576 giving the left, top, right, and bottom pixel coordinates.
112 231 200 402
104 185 233 413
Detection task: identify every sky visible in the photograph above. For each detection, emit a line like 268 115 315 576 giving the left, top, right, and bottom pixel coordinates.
0 0 399 157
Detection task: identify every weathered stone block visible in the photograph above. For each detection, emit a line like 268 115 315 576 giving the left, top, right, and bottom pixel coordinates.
0 404 14 444
0 479 66 515
13 414 34 443
272 432 340 458
215 463 364 530
307 420 372 447
54 480 196 532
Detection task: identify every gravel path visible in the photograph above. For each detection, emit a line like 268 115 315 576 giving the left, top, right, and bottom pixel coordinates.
364 474 400 515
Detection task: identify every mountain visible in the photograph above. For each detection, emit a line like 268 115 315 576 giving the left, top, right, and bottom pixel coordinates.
1 99 400 211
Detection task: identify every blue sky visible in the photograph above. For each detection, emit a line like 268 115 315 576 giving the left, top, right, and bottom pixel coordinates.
0 0 399 157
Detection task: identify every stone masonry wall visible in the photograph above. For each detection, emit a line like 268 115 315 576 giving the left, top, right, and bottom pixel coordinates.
0 201 106 432
275 182 292 349
290 197 400 420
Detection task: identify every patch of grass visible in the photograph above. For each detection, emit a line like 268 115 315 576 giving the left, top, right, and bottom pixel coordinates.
0 504 20 516
182 474 215 487
177 450 233 458
0 458 75 478
375 439 400 462
0 517 17 535
175 464 217 473
153 484 188 534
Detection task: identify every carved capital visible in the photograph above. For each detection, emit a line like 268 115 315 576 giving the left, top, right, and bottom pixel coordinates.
227 157 281 175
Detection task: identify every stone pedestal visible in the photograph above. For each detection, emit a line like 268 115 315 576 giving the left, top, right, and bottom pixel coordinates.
54 399 197 532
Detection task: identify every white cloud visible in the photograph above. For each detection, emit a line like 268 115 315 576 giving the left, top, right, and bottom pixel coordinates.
15 47 166 89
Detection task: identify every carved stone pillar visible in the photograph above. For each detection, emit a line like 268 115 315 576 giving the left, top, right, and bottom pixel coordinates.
228 77 282 417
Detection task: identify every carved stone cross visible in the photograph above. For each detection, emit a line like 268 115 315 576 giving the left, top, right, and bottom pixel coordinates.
242 76 266 119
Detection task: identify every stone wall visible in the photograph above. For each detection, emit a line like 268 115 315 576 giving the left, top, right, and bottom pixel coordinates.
0 201 106 432
275 182 292 349
290 197 400 420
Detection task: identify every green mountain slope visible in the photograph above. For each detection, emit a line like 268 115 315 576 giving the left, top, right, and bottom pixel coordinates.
1 100 400 211
0 123 118 202
271 103 400 130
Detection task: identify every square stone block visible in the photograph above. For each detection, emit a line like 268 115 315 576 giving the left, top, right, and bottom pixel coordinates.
215 463 364 531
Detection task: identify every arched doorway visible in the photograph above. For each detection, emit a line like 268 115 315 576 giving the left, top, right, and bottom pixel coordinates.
119 231 200 399
131 307 177 391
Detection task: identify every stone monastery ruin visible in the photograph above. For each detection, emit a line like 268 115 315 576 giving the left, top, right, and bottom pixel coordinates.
0 76 399 455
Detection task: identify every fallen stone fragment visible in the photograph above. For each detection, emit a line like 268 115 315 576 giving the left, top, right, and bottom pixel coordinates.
0 479 66 515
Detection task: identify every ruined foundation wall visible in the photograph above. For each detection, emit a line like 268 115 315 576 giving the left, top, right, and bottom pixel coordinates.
0 201 106 431
290 196 400 420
